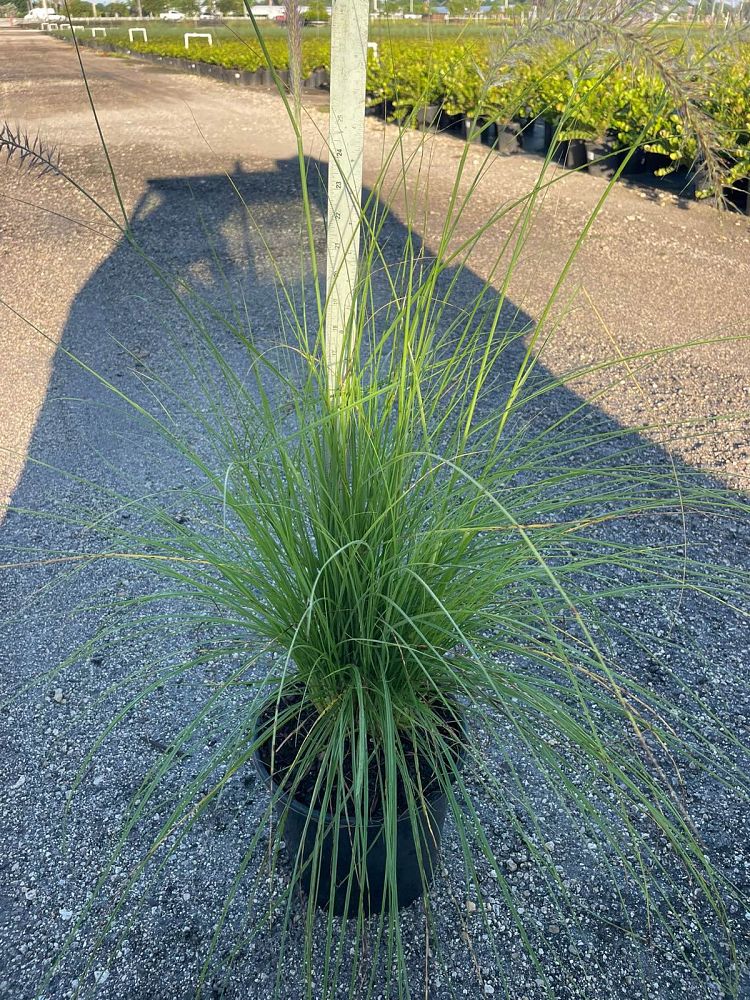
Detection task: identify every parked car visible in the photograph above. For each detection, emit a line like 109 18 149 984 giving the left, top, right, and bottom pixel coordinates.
23 8 65 22
159 8 185 20
247 4 285 20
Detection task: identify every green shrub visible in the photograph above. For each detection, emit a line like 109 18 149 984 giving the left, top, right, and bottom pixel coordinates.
304 2 329 22
705 52 750 187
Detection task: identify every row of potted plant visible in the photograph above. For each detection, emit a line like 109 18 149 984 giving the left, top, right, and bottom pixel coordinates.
75 29 750 194
367 39 750 189
124 35 331 80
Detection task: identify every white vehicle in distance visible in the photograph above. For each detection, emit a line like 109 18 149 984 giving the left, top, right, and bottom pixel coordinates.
159 8 185 20
247 4 285 19
23 7 65 21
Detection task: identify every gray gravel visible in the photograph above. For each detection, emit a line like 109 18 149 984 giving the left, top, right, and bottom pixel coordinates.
1 28 749 1000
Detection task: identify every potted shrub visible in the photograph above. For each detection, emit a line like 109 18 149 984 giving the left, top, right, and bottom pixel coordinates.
303 1 329 24
365 43 394 118
439 41 485 140
390 44 448 129
704 54 750 210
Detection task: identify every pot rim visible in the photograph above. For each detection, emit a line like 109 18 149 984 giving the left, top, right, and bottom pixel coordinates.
252 693 464 829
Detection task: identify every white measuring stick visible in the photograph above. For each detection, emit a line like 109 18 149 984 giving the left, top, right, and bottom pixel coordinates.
324 0 369 393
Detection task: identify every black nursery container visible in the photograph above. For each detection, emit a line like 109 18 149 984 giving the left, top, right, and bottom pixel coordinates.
519 119 554 155
585 135 647 178
254 715 457 918
463 116 485 144
723 176 749 214
416 104 441 131
303 68 328 90
553 138 588 170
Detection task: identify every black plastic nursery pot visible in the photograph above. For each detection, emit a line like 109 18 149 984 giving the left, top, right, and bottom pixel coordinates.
440 112 465 136
253 699 462 918
497 121 522 153
719 154 750 213
723 177 749 214
302 67 328 90
641 150 673 176
416 104 442 132
462 116 485 144
365 98 392 119
585 137 647 178
517 119 537 153
585 139 621 177
518 119 554 155
552 138 588 170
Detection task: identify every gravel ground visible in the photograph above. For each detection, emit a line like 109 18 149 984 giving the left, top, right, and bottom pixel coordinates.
1 29 749 1000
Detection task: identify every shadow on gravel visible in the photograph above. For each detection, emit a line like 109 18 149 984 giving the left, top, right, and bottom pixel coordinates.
5 156 737 499
1 157 748 1000
9 155 748 571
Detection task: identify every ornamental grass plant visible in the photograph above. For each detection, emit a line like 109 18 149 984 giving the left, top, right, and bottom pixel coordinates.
2 2 750 998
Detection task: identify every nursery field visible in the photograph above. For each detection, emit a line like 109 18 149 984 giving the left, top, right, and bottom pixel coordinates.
56 17 750 195
1 25 749 1000
46 18 509 47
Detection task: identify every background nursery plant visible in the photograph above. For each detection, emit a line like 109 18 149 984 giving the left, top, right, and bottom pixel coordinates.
60 11 750 196
1 2 749 999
